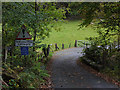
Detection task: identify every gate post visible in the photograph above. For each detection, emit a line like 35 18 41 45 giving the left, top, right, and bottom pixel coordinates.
75 40 77 47
62 44 64 49
69 43 71 48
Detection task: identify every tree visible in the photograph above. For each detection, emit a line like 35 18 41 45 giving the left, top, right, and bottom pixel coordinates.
79 2 120 80
2 2 67 88
77 2 120 46
2 2 66 61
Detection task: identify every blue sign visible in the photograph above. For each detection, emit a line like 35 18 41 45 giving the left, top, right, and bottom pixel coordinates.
21 47 28 55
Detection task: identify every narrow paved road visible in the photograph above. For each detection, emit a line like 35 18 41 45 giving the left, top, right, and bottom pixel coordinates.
51 47 118 88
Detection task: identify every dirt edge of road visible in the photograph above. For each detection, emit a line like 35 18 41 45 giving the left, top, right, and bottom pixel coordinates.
45 56 56 89
39 56 56 89
76 59 120 88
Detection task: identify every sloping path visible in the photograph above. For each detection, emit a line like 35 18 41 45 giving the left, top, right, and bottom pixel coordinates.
51 47 118 88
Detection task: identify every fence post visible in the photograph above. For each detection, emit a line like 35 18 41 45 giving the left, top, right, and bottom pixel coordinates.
42 47 47 57
69 43 71 48
47 45 50 56
102 49 105 68
55 43 59 51
109 44 112 53
62 44 64 49
86 42 88 48
75 40 77 47
84 41 86 48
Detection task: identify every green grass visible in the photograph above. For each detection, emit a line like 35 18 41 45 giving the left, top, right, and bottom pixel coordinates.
41 20 98 50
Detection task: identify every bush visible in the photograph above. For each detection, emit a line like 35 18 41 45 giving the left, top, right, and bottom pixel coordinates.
2 45 53 88
2 62 50 88
19 65 49 88
82 42 120 81
83 45 103 64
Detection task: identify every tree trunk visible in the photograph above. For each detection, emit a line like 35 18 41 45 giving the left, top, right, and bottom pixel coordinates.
2 45 5 62
33 1 38 51
2 24 6 62
33 29 37 51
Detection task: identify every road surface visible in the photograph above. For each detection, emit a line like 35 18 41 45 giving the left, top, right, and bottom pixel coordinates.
51 47 118 88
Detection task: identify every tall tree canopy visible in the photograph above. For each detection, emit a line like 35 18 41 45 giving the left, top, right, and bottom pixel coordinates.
76 2 120 46
2 2 66 61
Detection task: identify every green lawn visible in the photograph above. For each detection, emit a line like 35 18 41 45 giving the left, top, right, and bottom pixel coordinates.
41 20 98 50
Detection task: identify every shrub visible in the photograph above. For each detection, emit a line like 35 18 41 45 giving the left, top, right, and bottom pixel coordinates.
19 62 49 88
83 45 103 64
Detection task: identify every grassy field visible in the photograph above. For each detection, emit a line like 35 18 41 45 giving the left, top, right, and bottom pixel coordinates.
41 19 98 50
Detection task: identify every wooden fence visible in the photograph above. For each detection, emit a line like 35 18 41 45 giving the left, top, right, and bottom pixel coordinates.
4 40 120 63
31 40 120 63
3 40 94 62
47 40 89 52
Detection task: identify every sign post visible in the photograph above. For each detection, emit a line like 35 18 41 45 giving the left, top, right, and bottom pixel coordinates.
16 25 33 55
21 47 29 55
15 40 33 46
16 25 32 40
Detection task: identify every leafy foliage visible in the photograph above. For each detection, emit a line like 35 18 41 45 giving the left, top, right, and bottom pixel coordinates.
83 45 102 64
19 62 49 88
2 2 66 48
2 2 65 88
79 2 120 81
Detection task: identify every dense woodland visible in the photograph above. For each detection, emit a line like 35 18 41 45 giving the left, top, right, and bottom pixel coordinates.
1 2 120 88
